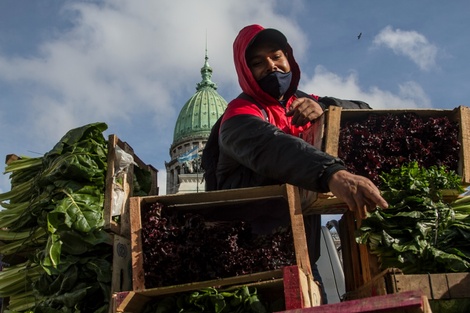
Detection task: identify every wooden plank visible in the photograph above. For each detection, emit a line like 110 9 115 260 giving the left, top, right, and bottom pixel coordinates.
139 184 287 208
283 266 307 309
339 215 354 293
447 272 470 298
282 263 321 309
131 270 285 297
391 274 434 299
323 106 343 157
277 290 431 313
345 269 470 302
129 196 145 291
457 105 470 185
302 193 348 215
391 272 470 300
286 185 312 276
110 291 130 313
111 235 132 295
340 211 363 292
115 291 151 313
116 269 297 312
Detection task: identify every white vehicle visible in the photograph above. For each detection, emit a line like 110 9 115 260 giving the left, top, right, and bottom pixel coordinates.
317 220 346 304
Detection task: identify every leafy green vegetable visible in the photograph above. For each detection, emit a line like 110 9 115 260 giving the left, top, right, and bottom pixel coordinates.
0 122 112 312
142 286 269 313
356 162 470 274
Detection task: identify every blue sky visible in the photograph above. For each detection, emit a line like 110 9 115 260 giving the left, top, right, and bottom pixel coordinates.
1 0 469 200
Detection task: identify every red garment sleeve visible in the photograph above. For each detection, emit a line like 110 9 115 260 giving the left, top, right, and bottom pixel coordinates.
221 99 266 125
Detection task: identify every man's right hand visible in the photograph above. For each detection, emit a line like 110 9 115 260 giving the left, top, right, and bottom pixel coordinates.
327 170 388 219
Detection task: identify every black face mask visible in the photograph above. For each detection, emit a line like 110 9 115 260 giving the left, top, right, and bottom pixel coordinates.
257 71 292 99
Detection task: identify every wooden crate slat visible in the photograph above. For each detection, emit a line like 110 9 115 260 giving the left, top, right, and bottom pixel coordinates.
340 212 363 292
116 266 319 313
323 106 343 157
285 184 312 276
114 291 150 313
129 196 145 291
446 272 470 298
283 266 322 309
111 235 132 294
277 290 431 313
457 106 470 184
139 184 287 207
345 269 470 302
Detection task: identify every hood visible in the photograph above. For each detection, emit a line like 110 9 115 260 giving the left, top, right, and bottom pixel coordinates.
233 24 301 106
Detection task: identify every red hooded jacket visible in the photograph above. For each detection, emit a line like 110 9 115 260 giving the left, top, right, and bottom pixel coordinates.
216 24 345 192
222 24 317 137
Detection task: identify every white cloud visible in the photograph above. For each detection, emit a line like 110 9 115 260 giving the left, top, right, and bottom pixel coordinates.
373 25 437 71
0 0 308 147
0 0 307 194
301 65 431 109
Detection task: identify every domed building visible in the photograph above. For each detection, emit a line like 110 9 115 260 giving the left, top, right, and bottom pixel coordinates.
165 52 227 194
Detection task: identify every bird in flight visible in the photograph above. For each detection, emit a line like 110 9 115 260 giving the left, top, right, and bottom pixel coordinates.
357 32 362 39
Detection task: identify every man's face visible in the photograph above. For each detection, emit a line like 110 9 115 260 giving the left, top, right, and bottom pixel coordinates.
246 42 291 81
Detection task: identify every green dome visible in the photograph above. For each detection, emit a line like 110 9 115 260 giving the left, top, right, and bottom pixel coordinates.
172 54 227 146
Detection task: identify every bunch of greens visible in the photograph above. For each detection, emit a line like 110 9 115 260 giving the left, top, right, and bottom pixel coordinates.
356 161 470 274
0 122 112 313
142 286 272 313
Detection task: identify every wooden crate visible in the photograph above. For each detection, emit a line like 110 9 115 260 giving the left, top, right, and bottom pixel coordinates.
342 268 470 313
304 106 470 291
122 184 321 312
104 134 159 238
113 265 322 313
344 268 470 301
277 290 432 313
322 105 470 185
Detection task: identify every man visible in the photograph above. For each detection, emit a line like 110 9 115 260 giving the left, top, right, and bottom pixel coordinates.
212 24 388 302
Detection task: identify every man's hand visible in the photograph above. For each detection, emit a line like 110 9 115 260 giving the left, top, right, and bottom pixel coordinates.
328 170 388 219
286 97 324 126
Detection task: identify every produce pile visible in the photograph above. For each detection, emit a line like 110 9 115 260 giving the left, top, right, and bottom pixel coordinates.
141 202 295 288
338 112 461 186
0 123 136 313
141 286 275 313
356 162 470 274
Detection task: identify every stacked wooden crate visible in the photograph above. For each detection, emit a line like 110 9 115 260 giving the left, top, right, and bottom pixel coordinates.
309 106 470 312
104 134 159 238
113 184 322 313
104 134 159 309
